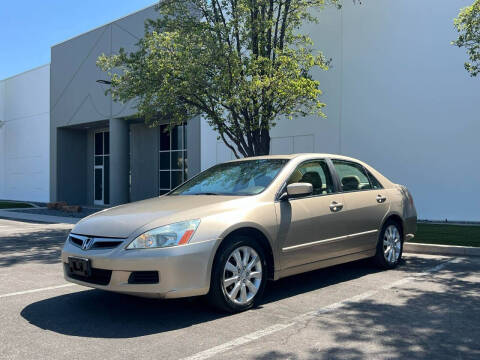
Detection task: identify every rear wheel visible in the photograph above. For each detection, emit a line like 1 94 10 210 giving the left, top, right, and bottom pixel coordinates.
208 236 267 312
374 220 403 269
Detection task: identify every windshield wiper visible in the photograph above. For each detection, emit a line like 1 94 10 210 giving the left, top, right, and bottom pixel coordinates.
188 192 222 195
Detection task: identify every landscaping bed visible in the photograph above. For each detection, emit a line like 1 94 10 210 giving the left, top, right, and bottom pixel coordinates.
0 201 34 209
10 207 101 219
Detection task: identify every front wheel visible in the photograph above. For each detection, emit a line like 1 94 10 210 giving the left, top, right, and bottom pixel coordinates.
208 236 267 313
374 220 403 269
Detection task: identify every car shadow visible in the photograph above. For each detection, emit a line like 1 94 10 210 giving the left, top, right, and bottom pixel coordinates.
21 256 432 339
22 289 224 338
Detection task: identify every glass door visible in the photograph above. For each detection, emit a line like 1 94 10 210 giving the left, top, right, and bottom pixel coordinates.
94 166 103 205
94 130 110 205
159 124 188 195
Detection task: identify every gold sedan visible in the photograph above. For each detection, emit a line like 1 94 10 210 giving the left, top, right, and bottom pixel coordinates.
62 154 417 312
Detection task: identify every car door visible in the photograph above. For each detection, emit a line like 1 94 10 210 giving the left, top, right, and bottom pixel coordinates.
275 159 348 270
331 159 389 253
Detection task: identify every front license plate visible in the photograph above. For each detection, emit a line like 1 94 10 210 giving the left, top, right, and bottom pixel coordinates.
68 257 91 277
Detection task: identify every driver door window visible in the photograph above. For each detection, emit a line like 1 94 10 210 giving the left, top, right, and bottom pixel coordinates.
287 160 335 196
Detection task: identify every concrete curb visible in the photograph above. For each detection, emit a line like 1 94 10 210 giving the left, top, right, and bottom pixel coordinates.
404 242 480 257
0 210 78 225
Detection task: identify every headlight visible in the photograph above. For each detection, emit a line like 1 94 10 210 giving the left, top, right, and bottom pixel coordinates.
126 219 200 249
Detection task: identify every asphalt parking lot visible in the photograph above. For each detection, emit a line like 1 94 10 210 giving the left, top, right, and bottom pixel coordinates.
0 218 479 360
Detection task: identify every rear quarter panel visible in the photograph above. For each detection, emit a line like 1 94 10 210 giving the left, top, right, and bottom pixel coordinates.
383 186 417 239
361 160 417 238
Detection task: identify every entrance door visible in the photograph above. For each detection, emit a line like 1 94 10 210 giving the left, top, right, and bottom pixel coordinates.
94 130 110 205
94 166 103 205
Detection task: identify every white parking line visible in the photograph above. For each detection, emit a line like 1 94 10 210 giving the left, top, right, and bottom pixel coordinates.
0 284 77 299
181 258 459 360
183 323 296 360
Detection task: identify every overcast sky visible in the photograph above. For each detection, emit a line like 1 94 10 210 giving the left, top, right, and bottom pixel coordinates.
0 0 157 79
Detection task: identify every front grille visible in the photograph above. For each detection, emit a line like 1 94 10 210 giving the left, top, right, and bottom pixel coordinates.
69 235 124 250
91 241 124 249
70 236 83 247
128 271 159 284
64 264 112 285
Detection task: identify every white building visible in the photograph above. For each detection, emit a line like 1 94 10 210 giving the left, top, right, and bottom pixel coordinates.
1 0 479 221
0 65 50 202
204 0 480 221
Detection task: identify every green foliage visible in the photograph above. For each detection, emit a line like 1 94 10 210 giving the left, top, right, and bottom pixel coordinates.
97 0 339 157
453 0 480 77
412 223 480 247
0 201 33 209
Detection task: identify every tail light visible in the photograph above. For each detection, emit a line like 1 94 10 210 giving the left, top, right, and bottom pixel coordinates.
407 190 414 207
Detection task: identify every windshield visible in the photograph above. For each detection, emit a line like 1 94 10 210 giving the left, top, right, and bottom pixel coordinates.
170 159 288 196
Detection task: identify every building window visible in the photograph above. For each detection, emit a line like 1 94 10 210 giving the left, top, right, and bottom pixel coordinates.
94 131 110 205
159 124 188 195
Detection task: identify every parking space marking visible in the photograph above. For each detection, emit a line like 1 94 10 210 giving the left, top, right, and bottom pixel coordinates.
183 323 296 360
181 257 458 360
0 284 77 299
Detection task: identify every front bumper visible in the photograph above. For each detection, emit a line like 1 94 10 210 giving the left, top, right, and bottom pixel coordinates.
61 238 218 298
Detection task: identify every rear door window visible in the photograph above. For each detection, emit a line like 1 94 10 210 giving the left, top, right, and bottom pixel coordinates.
332 160 374 192
366 169 383 190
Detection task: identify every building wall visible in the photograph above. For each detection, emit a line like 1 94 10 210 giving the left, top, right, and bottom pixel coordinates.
130 123 159 202
50 6 159 204
50 6 202 205
339 0 479 222
56 127 88 204
202 0 480 221
0 65 50 202
0 80 5 198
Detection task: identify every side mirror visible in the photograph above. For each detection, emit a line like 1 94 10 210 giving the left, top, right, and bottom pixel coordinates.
284 183 313 199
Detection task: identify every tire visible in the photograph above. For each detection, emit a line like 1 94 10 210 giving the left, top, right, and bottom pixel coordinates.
208 235 268 313
374 219 403 269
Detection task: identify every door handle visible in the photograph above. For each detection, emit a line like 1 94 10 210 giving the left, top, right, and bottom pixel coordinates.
329 201 343 212
376 194 387 203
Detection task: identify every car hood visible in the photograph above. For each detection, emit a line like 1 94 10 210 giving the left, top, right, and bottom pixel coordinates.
72 195 246 238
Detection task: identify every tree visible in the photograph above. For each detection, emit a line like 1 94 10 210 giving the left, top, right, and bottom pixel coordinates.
453 0 480 77
97 0 340 158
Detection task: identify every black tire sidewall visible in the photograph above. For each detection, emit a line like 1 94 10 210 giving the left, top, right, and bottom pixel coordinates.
209 236 268 312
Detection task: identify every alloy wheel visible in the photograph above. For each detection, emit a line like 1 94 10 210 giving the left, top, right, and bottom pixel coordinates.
383 224 401 264
222 246 262 305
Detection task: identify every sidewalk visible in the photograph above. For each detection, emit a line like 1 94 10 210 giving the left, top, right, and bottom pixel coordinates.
0 209 79 224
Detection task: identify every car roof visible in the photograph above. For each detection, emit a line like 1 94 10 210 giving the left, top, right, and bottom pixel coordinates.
226 153 394 188
227 153 362 163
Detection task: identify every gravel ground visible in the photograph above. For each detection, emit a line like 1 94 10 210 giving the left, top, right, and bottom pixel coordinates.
11 207 101 218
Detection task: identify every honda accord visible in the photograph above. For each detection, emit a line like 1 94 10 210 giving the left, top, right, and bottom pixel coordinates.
62 154 417 312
